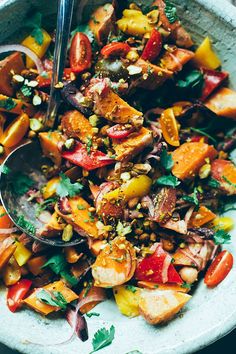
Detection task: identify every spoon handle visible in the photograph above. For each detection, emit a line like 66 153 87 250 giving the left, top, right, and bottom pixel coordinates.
45 0 75 128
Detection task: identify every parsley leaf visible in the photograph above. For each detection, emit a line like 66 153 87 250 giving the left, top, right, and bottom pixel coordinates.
21 85 32 97
165 1 179 23
36 289 68 310
25 11 44 45
42 253 78 286
10 172 34 196
0 164 11 175
155 175 180 187
31 27 44 45
160 149 174 171
214 229 231 245
116 221 132 237
208 178 220 188
0 98 17 111
182 188 199 207
86 312 100 318
16 214 36 235
125 285 137 293
56 173 83 198
177 70 204 98
91 325 115 353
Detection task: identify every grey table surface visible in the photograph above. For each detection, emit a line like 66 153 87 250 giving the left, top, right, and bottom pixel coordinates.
0 0 236 353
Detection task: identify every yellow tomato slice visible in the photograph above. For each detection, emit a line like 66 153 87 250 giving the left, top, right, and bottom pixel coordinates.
160 108 180 147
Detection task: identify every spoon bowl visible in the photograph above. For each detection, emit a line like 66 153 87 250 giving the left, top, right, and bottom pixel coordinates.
0 140 85 247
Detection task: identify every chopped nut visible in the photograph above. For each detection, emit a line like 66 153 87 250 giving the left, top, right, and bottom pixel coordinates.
199 164 211 179
32 95 42 106
127 65 142 76
62 224 73 242
126 50 139 63
29 118 43 132
64 138 75 150
120 172 131 181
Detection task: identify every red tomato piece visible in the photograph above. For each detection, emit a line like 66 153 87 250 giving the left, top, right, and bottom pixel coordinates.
200 69 228 101
135 245 183 284
204 250 233 287
70 32 92 73
141 29 162 62
107 124 134 139
62 142 115 171
101 42 131 58
7 279 32 312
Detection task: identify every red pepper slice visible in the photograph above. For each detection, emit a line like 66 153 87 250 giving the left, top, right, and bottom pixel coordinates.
107 124 134 139
200 69 228 101
7 279 32 312
70 32 92 74
101 42 131 58
62 142 115 171
135 245 183 284
141 29 162 62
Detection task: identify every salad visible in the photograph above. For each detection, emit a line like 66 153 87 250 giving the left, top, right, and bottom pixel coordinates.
0 0 235 350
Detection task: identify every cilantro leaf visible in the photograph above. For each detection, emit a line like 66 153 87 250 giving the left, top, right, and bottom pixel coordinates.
165 1 179 23
21 85 33 97
0 164 11 175
42 253 66 274
10 172 35 196
16 214 36 235
208 178 220 188
160 149 174 171
31 27 44 45
60 270 78 287
116 221 132 237
214 229 231 245
86 312 100 318
182 188 199 207
36 289 68 310
0 98 17 110
177 70 204 98
91 325 115 353
56 173 83 198
125 285 137 293
155 175 180 187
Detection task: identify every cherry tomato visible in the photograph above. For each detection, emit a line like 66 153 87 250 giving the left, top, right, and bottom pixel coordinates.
200 69 228 101
141 29 162 62
7 279 32 312
107 124 134 139
135 244 183 284
101 42 131 58
160 108 180 147
70 32 92 73
204 250 233 288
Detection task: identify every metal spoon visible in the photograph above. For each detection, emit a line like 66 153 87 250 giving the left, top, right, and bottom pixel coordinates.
0 0 85 247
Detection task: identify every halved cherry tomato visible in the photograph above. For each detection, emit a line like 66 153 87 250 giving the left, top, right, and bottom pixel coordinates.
107 124 134 139
204 250 233 288
70 32 92 73
135 244 183 284
101 42 131 58
141 28 162 62
160 108 180 147
7 279 32 312
200 69 228 101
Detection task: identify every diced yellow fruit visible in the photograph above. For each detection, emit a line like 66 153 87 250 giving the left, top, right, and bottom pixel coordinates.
113 285 140 317
22 29 51 68
42 176 60 199
2 256 21 286
193 37 221 70
139 289 191 325
13 241 32 266
117 9 154 37
213 217 234 232
0 113 30 147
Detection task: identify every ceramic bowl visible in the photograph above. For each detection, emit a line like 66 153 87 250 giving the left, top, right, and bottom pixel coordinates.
0 1 236 353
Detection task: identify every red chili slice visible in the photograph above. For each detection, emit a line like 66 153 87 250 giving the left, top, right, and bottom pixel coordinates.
141 28 162 62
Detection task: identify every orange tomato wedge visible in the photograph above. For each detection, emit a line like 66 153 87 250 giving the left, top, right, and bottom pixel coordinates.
160 108 180 147
0 113 30 147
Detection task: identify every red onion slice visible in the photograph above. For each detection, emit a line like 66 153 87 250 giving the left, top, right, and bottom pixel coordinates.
0 227 18 234
161 254 172 283
0 45 44 73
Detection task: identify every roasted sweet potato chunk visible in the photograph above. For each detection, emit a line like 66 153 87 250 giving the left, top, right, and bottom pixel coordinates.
89 4 115 45
160 48 195 72
172 142 217 180
211 159 236 195
205 87 236 120
61 110 94 143
39 131 63 167
0 53 25 96
113 127 153 162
